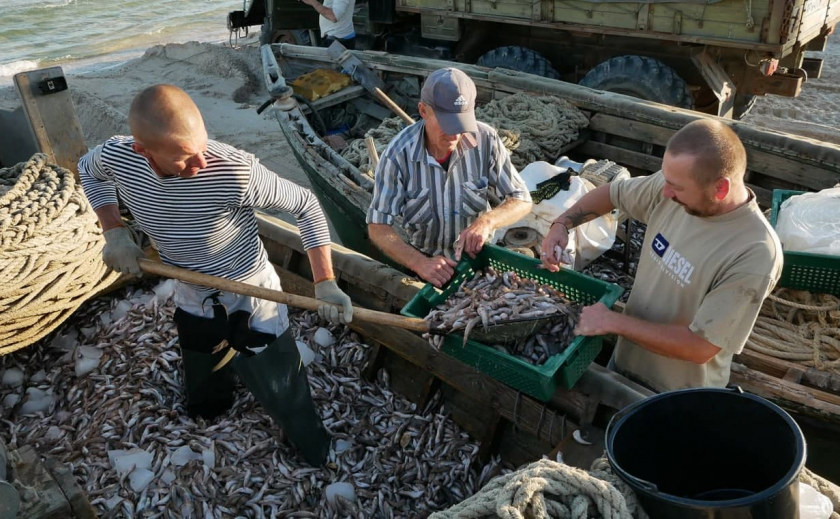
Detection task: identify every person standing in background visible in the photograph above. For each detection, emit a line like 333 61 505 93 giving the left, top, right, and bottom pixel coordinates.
301 0 356 49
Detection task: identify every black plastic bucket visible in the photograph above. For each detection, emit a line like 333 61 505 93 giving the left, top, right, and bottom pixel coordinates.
606 387 806 519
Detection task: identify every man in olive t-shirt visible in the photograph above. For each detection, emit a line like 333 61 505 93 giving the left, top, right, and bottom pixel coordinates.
539 119 783 392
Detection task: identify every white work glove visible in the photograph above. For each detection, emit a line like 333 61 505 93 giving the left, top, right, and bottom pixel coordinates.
314 278 354 325
102 226 145 275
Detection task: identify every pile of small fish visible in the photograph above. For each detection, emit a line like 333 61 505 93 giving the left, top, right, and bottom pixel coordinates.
0 280 506 518
582 222 647 302
424 268 581 365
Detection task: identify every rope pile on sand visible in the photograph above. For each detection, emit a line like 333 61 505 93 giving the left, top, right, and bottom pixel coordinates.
0 154 120 355
746 288 840 374
340 94 589 182
429 457 648 519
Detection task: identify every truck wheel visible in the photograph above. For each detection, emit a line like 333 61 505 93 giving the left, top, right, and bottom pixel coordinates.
260 21 312 46
476 46 560 79
580 55 694 109
732 94 757 119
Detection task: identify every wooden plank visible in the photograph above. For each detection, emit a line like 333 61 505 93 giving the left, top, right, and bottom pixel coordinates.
14 67 88 178
783 366 806 384
300 85 366 114
579 140 663 172
381 352 439 407
10 446 72 519
441 385 504 463
42 457 98 519
361 341 384 380
495 421 554 468
736 348 840 395
588 112 840 191
730 363 840 424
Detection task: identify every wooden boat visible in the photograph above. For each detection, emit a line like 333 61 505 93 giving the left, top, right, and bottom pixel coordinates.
258 43 840 474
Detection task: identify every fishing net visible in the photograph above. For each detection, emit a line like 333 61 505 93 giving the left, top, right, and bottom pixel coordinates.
0 154 120 355
339 93 589 183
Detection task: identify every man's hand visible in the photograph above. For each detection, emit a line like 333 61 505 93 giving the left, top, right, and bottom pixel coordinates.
540 222 571 272
456 217 494 260
314 279 354 325
575 302 619 336
300 0 319 6
413 256 458 288
102 227 145 275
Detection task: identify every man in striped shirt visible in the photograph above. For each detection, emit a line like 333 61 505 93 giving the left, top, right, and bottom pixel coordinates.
366 68 532 287
79 84 351 466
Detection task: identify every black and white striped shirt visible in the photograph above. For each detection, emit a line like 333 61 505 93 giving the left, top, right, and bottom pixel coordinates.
79 136 331 281
366 121 530 258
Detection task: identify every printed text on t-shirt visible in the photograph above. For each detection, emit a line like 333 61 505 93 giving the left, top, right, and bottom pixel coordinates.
650 233 694 286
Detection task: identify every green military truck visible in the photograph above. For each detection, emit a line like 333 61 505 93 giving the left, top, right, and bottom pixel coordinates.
227 0 838 118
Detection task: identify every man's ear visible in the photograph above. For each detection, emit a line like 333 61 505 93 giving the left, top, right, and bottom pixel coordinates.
714 177 731 200
418 102 428 120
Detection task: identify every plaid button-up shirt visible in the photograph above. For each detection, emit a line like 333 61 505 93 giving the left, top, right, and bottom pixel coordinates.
366 120 530 258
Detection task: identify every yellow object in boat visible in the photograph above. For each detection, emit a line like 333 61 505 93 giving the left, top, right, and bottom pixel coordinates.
290 69 353 101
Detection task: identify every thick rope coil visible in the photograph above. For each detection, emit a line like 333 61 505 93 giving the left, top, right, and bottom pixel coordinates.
339 94 589 182
0 154 121 355
746 288 840 374
429 458 647 519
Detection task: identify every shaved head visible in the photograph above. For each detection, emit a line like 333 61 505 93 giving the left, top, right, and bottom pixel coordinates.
661 119 751 217
128 84 205 148
128 84 209 178
665 119 747 186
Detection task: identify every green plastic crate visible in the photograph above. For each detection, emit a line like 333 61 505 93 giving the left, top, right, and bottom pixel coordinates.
401 244 624 401
769 190 840 296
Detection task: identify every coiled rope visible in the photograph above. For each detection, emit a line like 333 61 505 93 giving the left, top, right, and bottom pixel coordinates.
0 154 120 355
746 288 840 373
429 457 648 519
339 93 589 181
430 457 840 519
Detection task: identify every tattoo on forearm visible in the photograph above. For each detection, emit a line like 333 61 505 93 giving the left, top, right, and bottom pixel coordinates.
563 209 600 229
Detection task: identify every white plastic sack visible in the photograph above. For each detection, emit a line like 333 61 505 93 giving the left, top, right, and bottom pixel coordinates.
493 161 619 270
776 188 840 256
799 482 833 519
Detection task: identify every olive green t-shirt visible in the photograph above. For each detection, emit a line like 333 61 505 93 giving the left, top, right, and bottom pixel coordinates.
609 172 783 392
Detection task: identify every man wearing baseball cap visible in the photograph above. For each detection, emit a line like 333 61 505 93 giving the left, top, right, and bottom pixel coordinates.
366 68 532 287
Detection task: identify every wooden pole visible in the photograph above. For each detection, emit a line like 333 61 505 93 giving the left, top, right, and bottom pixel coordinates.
373 87 415 125
364 136 380 170
137 259 431 333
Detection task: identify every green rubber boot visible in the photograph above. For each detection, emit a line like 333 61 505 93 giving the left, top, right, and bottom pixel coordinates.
232 329 330 466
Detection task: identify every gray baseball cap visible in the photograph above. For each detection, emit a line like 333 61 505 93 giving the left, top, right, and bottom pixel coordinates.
420 68 477 135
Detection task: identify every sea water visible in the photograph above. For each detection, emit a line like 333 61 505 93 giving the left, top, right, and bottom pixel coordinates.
0 0 239 82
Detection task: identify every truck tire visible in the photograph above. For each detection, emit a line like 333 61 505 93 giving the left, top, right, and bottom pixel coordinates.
476 46 560 80
732 94 757 119
260 21 311 46
580 55 694 109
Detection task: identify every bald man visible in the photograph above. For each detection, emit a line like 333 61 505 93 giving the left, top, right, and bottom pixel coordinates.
540 119 783 392
78 84 352 466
